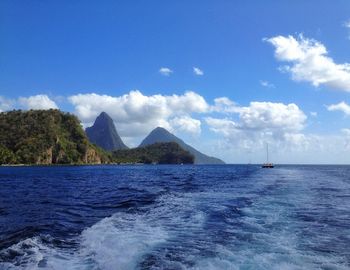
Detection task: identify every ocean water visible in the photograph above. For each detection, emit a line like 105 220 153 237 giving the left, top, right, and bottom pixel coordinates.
0 165 349 270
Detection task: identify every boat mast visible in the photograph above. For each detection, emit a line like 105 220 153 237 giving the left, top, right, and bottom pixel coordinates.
266 143 269 163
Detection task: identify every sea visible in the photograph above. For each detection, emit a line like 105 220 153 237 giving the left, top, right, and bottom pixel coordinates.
0 165 349 270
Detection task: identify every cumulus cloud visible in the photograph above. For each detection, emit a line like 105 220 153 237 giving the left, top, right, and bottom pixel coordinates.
170 116 201 136
212 99 306 131
212 97 238 113
193 67 204 76
260 80 275 88
68 90 209 137
18 95 58 110
327 101 350 115
159 67 173 76
0 96 14 112
266 34 350 92
206 99 307 151
237 102 306 131
205 117 238 137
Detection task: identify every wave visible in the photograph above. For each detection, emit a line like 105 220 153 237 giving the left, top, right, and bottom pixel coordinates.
1 166 350 270
0 192 204 269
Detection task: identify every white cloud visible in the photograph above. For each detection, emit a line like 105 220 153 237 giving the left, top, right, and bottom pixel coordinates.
205 117 238 137
206 100 307 152
212 97 238 113
327 101 350 116
237 102 306 131
212 99 306 131
159 67 173 76
18 95 58 110
343 20 350 40
266 34 350 92
260 80 275 88
0 96 14 112
170 116 201 135
68 90 209 137
193 67 204 76
310 111 318 117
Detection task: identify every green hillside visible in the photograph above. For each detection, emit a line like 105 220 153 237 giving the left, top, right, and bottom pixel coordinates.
112 142 194 164
0 110 111 165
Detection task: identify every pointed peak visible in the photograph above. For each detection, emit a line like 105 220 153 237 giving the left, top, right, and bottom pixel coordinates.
93 112 114 126
153 126 169 132
86 112 128 151
97 111 112 120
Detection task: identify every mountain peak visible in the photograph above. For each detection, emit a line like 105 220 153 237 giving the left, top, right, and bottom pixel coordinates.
86 112 128 151
93 112 113 126
154 126 166 131
152 126 171 134
98 111 110 119
140 127 225 164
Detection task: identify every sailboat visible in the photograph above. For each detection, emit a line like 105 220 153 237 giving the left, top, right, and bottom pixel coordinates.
262 143 274 168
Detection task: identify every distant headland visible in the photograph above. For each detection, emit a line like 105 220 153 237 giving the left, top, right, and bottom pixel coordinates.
0 110 224 166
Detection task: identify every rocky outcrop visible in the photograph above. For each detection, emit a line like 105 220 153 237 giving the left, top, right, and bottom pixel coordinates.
36 147 53 165
83 147 102 164
86 112 128 151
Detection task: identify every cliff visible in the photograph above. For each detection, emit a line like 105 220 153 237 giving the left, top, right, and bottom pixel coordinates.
0 110 111 165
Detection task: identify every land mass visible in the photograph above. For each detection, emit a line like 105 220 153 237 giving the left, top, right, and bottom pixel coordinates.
86 112 128 151
0 110 195 165
85 112 224 164
0 110 111 165
112 142 194 164
140 127 225 164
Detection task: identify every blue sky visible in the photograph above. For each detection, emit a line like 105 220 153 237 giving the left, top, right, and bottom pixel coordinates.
1 1 350 163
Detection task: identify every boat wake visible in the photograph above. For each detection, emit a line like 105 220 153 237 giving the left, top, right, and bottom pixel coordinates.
1 165 350 269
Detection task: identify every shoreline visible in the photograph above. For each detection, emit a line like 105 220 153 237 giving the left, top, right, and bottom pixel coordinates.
2 163 350 167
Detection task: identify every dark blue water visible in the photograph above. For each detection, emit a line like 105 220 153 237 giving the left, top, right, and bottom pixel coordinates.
0 165 349 269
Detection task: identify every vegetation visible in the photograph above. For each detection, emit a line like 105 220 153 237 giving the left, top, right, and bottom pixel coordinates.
0 110 194 165
112 142 194 164
0 110 111 165
140 127 225 164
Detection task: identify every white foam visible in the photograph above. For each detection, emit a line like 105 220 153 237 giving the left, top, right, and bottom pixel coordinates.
78 212 168 270
0 192 197 270
190 243 350 270
0 214 168 270
0 237 45 270
1 183 349 270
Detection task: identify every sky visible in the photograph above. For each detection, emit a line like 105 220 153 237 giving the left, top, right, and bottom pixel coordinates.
1 0 350 164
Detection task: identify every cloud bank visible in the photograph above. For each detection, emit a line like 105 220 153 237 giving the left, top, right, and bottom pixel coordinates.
0 95 58 111
68 90 207 137
207 99 307 150
0 97 14 112
18 95 58 110
1 89 349 163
